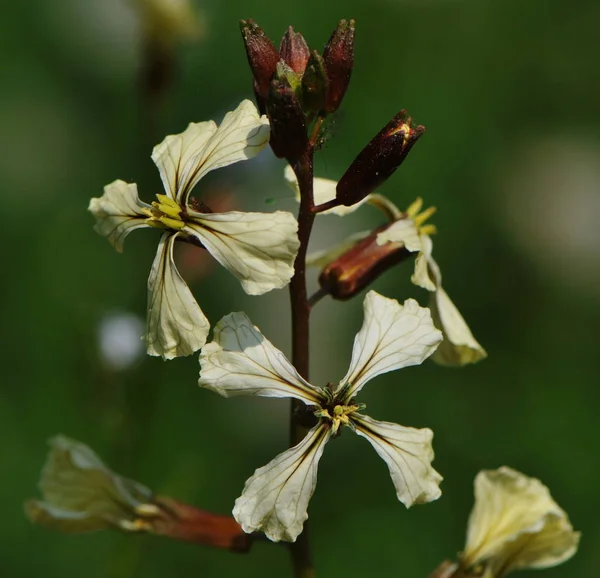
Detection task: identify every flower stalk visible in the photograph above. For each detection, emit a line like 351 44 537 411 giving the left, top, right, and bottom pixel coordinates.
288 152 317 578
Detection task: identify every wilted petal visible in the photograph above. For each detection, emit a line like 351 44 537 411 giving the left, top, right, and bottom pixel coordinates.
353 414 442 507
152 100 269 204
337 291 442 399
146 232 210 359
233 424 331 542
25 435 153 533
306 231 370 268
88 180 151 252
429 286 487 367
425 250 487 367
185 210 299 295
411 234 436 291
199 312 322 404
376 218 423 253
462 467 580 577
284 165 367 216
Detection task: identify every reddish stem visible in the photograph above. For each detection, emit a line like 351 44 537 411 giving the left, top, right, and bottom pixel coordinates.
288 150 317 578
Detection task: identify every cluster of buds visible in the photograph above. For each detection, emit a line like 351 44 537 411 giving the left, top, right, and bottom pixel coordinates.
240 19 355 160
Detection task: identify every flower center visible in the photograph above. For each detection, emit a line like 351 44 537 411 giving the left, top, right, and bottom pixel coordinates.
315 403 363 435
144 194 187 231
405 197 437 236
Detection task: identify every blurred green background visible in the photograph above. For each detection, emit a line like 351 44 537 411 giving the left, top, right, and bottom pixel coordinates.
4 0 599 576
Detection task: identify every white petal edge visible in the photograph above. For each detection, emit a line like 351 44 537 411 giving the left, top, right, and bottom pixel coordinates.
233 423 331 542
336 291 442 399
463 467 580 574
353 414 442 507
152 100 270 204
185 210 299 295
88 180 151 252
376 218 424 253
284 165 369 216
199 312 322 404
145 232 210 359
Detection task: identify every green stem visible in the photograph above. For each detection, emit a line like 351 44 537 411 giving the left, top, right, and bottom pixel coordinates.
288 150 317 578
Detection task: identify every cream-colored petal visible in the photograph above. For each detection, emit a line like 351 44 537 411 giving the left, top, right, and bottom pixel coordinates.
429 287 487 367
488 514 580 577
152 120 216 201
284 165 368 216
233 423 331 542
306 231 371 268
336 291 442 400
376 218 423 253
462 467 579 577
185 210 299 295
146 232 210 359
424 249 487 367
411 234 436 291
353 414 442 507
88 180 151 252
152 100 269 204
199 312 322 404
25 435 152 533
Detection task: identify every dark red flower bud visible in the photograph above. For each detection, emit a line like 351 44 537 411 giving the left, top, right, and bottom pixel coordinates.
318 223 412 300
265 78 308 160
279 27 310 74
301 51 329 113
335 110 425 206
323 19 355 113
239 19 279 99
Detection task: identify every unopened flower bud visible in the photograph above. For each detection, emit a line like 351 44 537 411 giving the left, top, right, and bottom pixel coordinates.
323 19 355 113
279 27 310 74
240 19 279 99
318 223 413 300
301 51 329 113
266 78 308 160
336 110 425 206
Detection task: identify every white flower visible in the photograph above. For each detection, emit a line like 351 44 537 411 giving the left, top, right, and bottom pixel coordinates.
25 435 159 534
199 290 443 542
305 190 486 367
460 467 580 578
377 199 486 366
89 100 300 359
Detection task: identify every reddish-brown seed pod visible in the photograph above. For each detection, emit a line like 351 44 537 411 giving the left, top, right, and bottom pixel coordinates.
318 223 412 300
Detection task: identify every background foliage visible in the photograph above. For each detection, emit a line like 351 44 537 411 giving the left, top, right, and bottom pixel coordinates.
4 0 600 576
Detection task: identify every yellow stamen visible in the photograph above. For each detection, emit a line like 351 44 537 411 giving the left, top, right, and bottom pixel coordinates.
419 224 437 236
405 197 423 218
413 205 437 227
146 194 186 231
154 194 182 218
405 197 437 236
